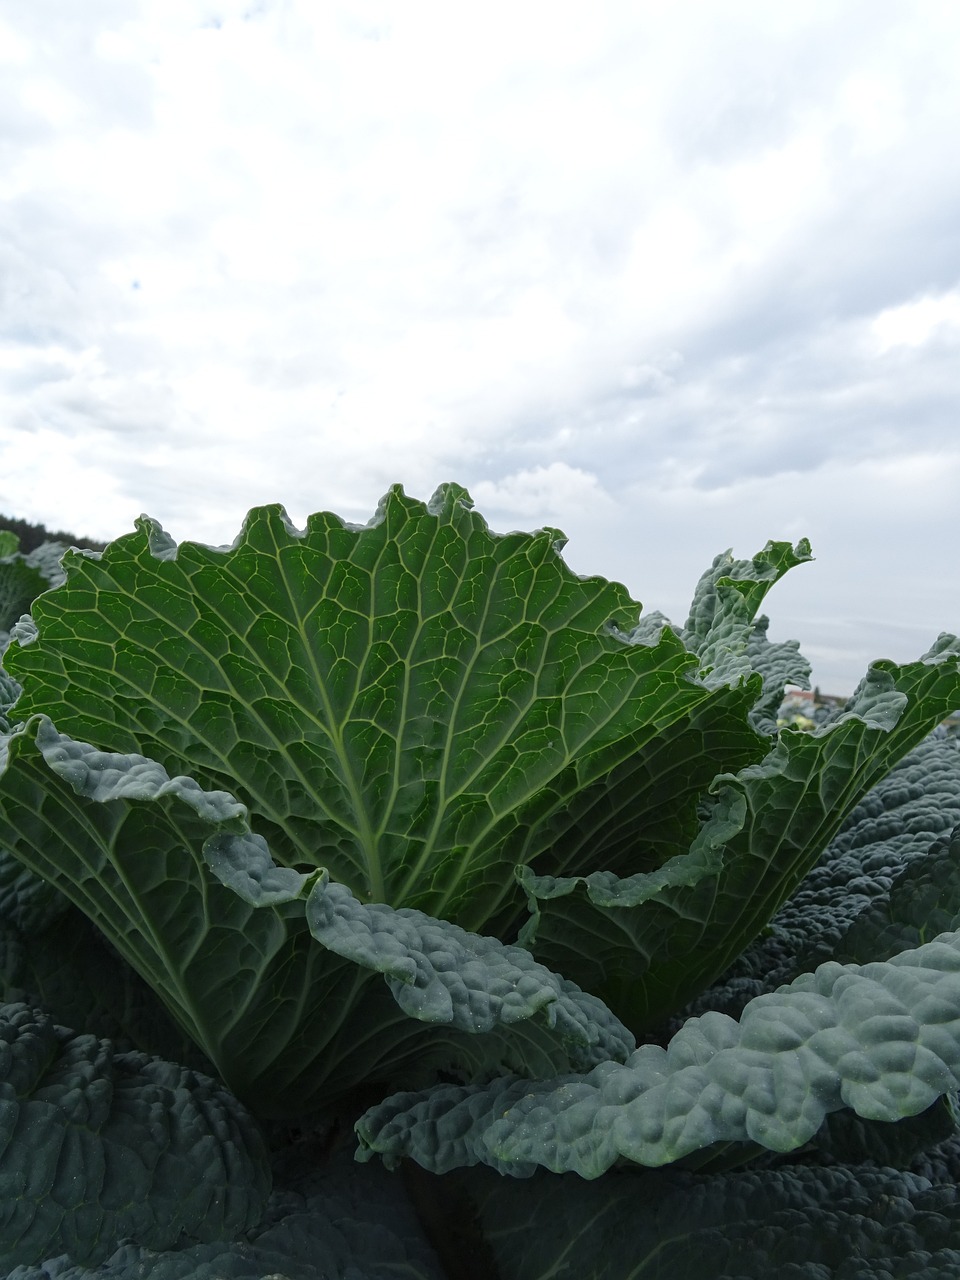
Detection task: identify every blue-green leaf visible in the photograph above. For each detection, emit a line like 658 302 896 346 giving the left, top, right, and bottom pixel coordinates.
0 1002 270 1271
357 930 960 1177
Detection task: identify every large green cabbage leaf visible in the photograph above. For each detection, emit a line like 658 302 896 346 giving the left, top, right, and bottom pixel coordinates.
2 485 776 936
1 484 958 1122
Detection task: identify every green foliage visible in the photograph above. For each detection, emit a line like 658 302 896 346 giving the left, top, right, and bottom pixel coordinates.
0 1003 269 1270
675 730 960 1023
3 1136 446 1280
0 546 51 652
443 1161 960 1279
356 930 960 1175
2 484 960 1276
0 533 75 665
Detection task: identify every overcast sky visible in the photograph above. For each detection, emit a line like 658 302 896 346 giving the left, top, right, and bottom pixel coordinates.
2 1 959 693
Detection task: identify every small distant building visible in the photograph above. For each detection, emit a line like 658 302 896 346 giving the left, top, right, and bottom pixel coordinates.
781 688 847 712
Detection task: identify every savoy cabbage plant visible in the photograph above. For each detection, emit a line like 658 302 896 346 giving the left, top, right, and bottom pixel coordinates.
1 484 960 1277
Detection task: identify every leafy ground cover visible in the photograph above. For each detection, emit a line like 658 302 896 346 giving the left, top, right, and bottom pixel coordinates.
1 487 960 1278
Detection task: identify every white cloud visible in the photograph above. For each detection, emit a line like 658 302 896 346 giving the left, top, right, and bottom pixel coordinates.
872 290 960 352
472 464 614 521
0 16 30 63
3 1 960 692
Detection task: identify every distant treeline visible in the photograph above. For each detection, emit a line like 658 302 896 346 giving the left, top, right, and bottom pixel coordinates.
0 513 108 554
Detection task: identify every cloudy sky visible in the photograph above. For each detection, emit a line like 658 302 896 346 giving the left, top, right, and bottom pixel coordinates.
2 0 958 693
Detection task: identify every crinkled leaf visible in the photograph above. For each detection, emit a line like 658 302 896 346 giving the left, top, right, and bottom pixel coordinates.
357 929 960 1177
804 1092 960 1169
688 731 960 1021
445 1161 960 1280
0 1002 270 1271
521 641 960 1029
19 717 249 821
0 669 22 731
4 1136 448 1280
0 717 633 1114
300 871 633 1070
681 539 814 654
22 540 71 589
832 824 960 963
675 537 814 733
746 614 812 734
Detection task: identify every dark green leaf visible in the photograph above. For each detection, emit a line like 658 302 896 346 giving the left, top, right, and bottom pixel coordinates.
0 1002 270 1271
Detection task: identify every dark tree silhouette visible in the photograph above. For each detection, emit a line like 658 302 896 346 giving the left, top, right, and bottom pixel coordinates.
0 513 107 554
